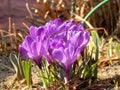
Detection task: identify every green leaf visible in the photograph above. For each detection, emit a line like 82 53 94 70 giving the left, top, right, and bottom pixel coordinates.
22 60 32 87
93 38 99 79
115 42 120 57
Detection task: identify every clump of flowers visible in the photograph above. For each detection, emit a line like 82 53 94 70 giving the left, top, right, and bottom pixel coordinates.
19 18 90 83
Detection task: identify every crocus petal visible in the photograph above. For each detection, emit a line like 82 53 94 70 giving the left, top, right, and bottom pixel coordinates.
76 23 84 31
53 18 63 25
19 46 34 59
31 41 38 57
64 43 77 70
20 36 33 54
45 18 63 36
24 36 33 47
52 47 66 68
75 31 90 56
66 20 75 28
29 26 37 38
19 46 28 57
37 27 45 38
52 48 64 62
78 31 90 49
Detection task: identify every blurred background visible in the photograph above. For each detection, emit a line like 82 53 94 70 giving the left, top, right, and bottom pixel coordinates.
0 0 119 35
0 0 36 30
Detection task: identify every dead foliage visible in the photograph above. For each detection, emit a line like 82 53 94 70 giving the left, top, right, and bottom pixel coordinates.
26 0 119 35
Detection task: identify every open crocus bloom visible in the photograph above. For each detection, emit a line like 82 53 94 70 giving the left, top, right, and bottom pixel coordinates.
19 18 90 82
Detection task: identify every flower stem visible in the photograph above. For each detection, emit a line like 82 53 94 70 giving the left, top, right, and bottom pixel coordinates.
64 71 69 90
83 0 110 22
64 70 69 84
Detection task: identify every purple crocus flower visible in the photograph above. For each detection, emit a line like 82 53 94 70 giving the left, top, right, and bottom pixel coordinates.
19 26 45 69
